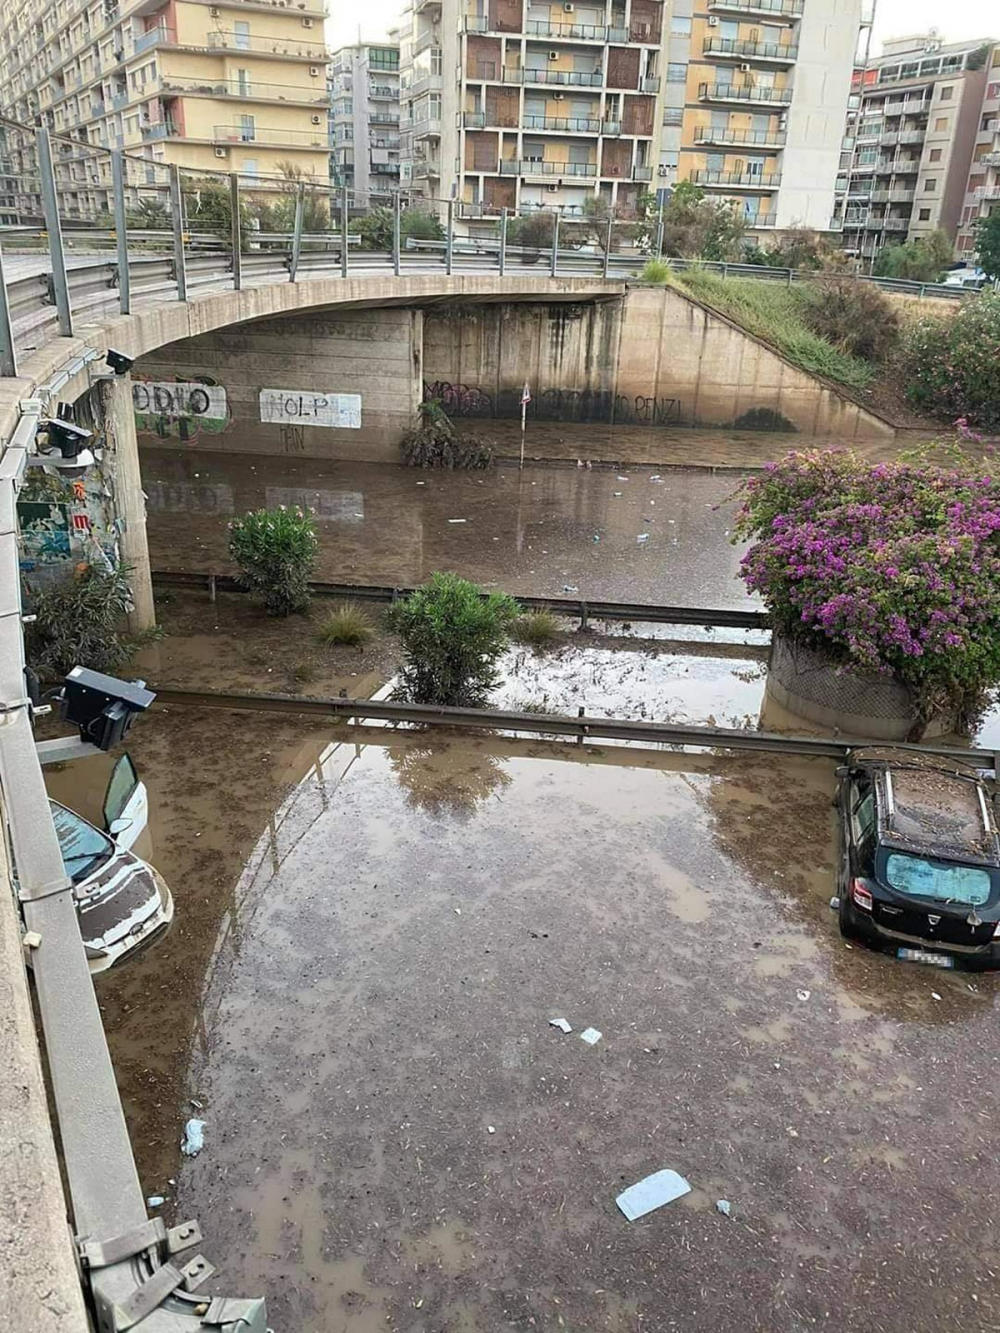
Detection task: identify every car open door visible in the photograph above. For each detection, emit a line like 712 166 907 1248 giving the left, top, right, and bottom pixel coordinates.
102 753 148 850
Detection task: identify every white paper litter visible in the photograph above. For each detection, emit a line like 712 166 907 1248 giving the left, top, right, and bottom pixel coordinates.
616 1169 691 1221
447 518 467 524
716 1199 732 1217
580 1027 602 1045
549 1018 573 1033
181 1118 206 1157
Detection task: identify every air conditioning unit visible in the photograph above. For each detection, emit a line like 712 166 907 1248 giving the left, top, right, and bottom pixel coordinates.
707 14 719 24
214 146 228 157
311 113 321 123
209 5 220 14
553 90 565 99
563 1 575 9
547 182 559 191
301 16 314 25
549 50 558 60
739 63 752 72
309 65 319 75
657 163 668 176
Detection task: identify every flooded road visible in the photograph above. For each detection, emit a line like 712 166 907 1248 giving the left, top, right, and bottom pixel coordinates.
142 448 752 607
84 705 1000 1333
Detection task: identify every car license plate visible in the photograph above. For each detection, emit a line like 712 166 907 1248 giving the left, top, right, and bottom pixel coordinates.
897 947 955 969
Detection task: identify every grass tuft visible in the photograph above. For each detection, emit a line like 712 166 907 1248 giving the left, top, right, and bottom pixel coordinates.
314 603 375 648
640 258 672 284
513 610 562 648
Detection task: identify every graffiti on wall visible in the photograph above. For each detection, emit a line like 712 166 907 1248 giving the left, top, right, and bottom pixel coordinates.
259 389 362 429
423 381 682 427
133 376 230 443
18 501 71 564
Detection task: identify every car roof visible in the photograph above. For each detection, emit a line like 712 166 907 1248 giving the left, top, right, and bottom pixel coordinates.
852 750 999 865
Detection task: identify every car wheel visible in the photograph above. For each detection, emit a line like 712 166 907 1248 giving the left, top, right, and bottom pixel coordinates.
838 891 861 941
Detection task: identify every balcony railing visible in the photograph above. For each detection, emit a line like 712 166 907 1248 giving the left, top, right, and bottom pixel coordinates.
745 212 777 226
641 76 660 92
514 68 604 87
525 19 608 40
213 124 328 146
370 84 398 99
413 116 442 136
694 125 786 147
889 188 914 202
134 25 174 54
602 119 622 135
414 29 439 55
523 114 601 133
981 152 1000 167
698 82 793 105
899 129 925 144
463 111 486 127
632 164 653 180
702 36 798 61
411 161 441 177
692 169 782 188
371 162 401 175
709 0 803 15
141 121 177 140
205 30 328 60
976 186 1000 202
161 75 327 103
371 112 400 125
500 159 598 176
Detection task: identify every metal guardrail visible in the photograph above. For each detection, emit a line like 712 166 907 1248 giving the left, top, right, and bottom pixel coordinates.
151 570 770 631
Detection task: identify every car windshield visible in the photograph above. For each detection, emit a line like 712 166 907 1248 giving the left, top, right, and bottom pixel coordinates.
885 851 993 907
50 801 113 883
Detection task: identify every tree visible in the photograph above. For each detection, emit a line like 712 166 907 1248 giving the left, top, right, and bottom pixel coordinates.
387 572 519 706
641 182 746 262
743 225 826 271
973 211 1000 282
873 230 952 282
183 179 252 248
901 290 1000 431
802 275 901 363
228 505 317 616
350 203 443 250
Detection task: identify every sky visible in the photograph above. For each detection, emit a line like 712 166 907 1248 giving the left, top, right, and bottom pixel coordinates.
325 0 998 56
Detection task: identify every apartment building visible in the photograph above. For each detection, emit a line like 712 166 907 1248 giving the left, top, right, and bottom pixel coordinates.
955 45 1000 260
0 0 329 221
833 35 994 261
329 38 401 200
396 0 861 236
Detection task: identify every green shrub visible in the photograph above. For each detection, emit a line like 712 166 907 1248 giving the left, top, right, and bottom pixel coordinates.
901 292 1000 432
228 505 317 617
387 572 520 706
314 603 374 647
640 258 672 284
513 610 561 647
402 401 495 469
26 562 156 680
507 211 555 254
801 276 901 363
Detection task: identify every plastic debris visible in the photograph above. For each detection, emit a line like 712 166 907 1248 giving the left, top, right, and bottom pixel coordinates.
636 534 650 544
613 491 623 497
147 1195 165 1208
796 989 811 1002
447 518 467 524
487 1125 496 1134
829 896 840 910
580 1027 602 1045
617 475 629 481
563 584 579 592
616 1169 691 1221
549 1018 573 1033
181 1119 206 1157
21 931 42 949
931 991 942 1001
716 1199 732 1217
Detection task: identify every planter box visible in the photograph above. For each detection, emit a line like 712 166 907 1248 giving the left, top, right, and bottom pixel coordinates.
766 633 954 741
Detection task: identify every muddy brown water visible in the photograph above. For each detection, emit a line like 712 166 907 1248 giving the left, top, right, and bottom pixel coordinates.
65 706 1000 1333
142 448 752 608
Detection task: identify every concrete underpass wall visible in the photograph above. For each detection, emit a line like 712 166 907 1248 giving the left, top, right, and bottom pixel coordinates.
133 307 422 462
422 287 894 439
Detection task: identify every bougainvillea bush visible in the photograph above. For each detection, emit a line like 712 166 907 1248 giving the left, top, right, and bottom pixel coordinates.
733 449 1000 727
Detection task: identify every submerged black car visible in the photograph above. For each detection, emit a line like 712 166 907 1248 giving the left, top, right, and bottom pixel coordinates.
836 748 1000 968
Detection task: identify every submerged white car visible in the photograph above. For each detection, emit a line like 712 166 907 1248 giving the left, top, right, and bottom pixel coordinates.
49 754 174 973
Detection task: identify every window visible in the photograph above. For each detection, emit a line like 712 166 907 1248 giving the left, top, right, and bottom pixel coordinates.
851 782 875 842
237 112 255 141
939 85 953 100
233 20 250 51
885 853 991 906
929 148 941 162
667 62 685 82
241 158 258 176
923 177 936 191
918 207 931 220
236 68 251 96
50 802 112 884
670 15 691 33
934 116 948 131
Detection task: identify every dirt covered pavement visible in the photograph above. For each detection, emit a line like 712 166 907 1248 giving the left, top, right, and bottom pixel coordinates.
141 448 751 608
94 706 1000 1333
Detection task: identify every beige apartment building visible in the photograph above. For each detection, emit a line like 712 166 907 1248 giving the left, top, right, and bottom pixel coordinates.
955 46 1000 261
397 0 862 237
329 39 401 200
0 0 329 220
834 35 995 261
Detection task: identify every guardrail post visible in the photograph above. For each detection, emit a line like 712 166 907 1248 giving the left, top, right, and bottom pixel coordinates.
786 266 793 287
550 209 560 278
168 164 187 302
602 211 612 278
36 128 72 337
445 198 454 275
499 207 508 276
289 180 304 281
341 186 349 279
654 203 664 257
0 242 18 377
111 151 130 316
393 190 401 276
229 172 242 290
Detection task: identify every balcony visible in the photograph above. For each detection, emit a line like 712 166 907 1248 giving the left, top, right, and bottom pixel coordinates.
602 119 622 135
828 216 843 230
632 164 653 180
698 82 793 106
898 129 925 144
702 36 799 63
889 188 914 202
411 160 440 177
205 30 328 60
977 186 1000 202
852 159 876 173
514 68 603 87
981 152 1000 167
413 116 442 137
523 114 602 133
843 211 869 226
692 168 781 189
694 125 787 148
371 161 400 175
879 131 898 147
134 25 174 54
370 83 398 100
176 77 327 105
110 90 129 110
462 14 488 30
883 99 904 115
212 124 329 147
141 121 177 140
641 76 660 92
371 111 400 125
525 19 609 41
745 212 777 227
903 98 929 113
501 159 599 177
463 111 486 127
414 29 439 55
708 0 803 15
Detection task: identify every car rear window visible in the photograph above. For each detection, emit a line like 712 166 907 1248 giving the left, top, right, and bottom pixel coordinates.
885 852 992 907
50 801 113 883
